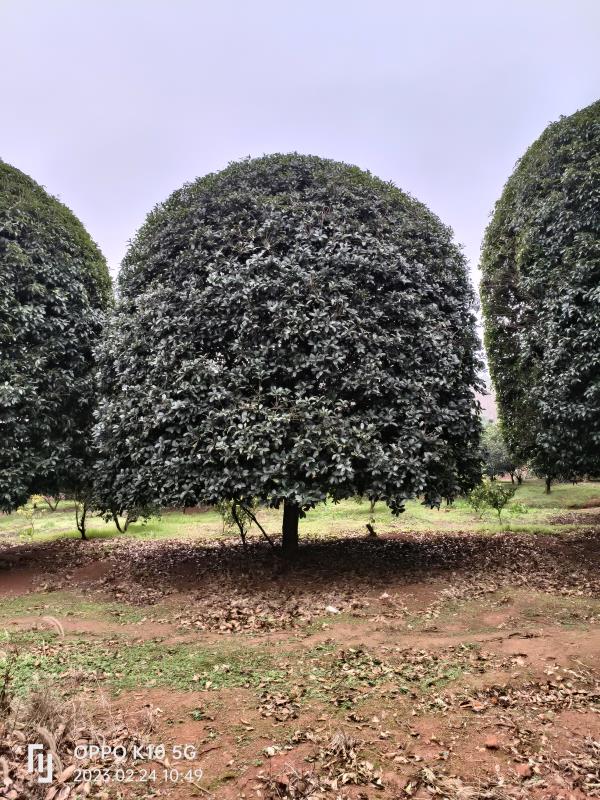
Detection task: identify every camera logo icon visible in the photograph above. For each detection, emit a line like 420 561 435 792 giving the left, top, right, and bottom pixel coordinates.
27 743 54 784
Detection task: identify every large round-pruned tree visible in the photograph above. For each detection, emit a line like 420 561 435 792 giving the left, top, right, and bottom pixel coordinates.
480 101 600 490
95 154 482 555
0 160 112 513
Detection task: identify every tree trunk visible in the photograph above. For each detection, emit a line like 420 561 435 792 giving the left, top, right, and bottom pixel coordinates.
282 500 300 560
545 476 552 494
231 502 248 553
76 502 88 540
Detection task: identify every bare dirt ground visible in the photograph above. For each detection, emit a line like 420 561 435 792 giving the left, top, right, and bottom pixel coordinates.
1 523 600 799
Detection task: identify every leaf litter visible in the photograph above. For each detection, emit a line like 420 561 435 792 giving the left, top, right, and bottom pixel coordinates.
3 526 600 797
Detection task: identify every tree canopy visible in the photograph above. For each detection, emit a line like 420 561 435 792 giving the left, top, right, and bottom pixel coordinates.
480 100 600 483
95 153 482 553
0 160 112 511
480 422 515 481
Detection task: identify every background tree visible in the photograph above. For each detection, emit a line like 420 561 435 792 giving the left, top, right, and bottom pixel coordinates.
480 422 516 481
0 161 112 519
95 154 482 557
480 100 600 491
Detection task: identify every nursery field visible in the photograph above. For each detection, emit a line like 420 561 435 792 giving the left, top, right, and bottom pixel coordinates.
1 480 600 800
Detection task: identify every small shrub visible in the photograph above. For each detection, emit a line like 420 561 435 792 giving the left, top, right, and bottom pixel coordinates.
467 481 516 522
15 505 35 538
507 501 528 516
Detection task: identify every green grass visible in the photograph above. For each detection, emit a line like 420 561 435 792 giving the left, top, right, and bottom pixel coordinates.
0 631 286 695
0 505 226 543
0 591 148 624
1 479 598 545
0 624 486 705
512 480 600 509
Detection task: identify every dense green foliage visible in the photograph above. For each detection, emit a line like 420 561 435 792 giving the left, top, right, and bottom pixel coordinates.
0 161 112 511
95 154 481 538
480 422 516 480
480 100 600 481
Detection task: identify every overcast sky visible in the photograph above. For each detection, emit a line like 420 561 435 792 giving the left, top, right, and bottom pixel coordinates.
1 0 599 283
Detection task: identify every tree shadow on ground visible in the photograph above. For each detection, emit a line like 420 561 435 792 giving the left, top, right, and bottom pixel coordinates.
1 529 599 601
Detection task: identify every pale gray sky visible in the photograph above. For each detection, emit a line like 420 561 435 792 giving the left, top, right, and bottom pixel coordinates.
1 0 599 281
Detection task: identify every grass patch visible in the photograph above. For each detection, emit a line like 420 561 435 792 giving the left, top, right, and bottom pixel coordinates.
514 481 600 510
0 591 148 624
518 592 600 628
1 479 598 545
0 632 286 695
